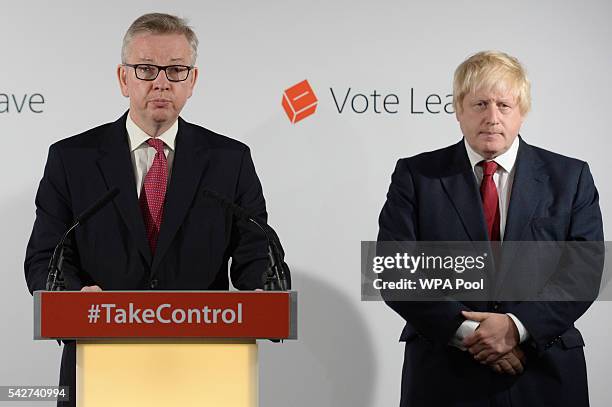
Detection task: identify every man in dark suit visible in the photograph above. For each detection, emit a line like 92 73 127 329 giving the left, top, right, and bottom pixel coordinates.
378 51 603 406
24 13 280 407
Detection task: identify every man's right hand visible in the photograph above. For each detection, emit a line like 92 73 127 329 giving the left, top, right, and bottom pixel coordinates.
81 285 102 292
490 347 527 375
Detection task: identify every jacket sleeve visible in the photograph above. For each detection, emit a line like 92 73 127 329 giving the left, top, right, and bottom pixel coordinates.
510 162 604 353
25 144 87 293
377 159 469 344
228 147 279 290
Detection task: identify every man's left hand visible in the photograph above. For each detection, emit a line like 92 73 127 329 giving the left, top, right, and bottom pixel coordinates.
462 311 519 363
491 346 527 375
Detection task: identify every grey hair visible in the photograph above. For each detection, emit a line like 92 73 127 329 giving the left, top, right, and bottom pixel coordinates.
121 13 198 64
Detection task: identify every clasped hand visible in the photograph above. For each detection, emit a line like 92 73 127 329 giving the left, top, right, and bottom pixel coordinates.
462 311 525 375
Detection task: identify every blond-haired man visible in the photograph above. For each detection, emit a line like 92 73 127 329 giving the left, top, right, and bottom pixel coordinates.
378 51 602 406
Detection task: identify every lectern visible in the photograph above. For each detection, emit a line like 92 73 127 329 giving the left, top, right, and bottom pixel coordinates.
33 291 297 407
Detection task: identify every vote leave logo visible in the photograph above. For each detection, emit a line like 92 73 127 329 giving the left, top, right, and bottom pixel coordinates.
281 80 318 123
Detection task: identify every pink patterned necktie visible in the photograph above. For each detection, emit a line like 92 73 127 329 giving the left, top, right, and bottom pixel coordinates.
478 160 500 241
139 138 168 254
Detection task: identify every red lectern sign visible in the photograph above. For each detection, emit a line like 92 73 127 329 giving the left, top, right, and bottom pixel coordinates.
33 291 297 340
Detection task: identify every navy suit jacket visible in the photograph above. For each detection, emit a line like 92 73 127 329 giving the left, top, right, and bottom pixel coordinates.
378 138 603 407
25 112 278 292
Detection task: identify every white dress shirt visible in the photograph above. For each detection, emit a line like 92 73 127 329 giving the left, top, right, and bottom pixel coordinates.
449 136 529 350
125 112 177 197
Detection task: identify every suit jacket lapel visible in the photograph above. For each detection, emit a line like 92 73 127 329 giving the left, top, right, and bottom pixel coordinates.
96 112 152 265
495 138 548 294
439 141 489 242
152 118 210 274
503 138 547 242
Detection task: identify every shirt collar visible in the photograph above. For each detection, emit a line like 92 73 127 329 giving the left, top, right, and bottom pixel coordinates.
126 112 178 152
464 135 519 173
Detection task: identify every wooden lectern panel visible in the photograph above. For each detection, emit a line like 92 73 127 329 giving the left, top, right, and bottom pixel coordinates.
77 340 257 407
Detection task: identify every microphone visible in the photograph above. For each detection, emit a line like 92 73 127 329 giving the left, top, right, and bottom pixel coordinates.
204 190 254 221
203 190 290 291
46 188 120 291
77 187 120 224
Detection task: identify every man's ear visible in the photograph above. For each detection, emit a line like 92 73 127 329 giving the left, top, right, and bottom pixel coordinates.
186 66 199 99
454 99 462 122
117 64 129 97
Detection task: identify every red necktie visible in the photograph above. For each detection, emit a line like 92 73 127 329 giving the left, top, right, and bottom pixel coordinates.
479 160 501 241
139 138 168 254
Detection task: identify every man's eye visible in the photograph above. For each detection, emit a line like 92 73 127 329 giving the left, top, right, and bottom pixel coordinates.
168 66 187 74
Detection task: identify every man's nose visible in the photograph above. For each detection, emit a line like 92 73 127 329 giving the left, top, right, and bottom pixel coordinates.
484 104 500 125
153 69 171 90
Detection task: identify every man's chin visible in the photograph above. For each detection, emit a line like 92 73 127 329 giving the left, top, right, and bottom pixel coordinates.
476 141 507 159
150 110 177 124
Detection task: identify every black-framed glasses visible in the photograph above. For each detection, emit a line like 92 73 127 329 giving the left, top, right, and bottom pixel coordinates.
123 63 194 82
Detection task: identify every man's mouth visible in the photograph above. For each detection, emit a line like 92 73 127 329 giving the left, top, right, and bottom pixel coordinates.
150 98 172 108
479 131 502 137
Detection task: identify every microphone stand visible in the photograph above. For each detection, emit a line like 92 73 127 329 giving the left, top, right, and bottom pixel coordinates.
203 190 290 291
46 223 79 291
247 218 288 291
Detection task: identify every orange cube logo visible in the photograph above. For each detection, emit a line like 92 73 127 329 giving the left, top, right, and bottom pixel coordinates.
282 80 318 123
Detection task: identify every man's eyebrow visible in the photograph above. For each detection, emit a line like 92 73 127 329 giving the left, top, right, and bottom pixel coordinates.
135 57 187 63
473 97 513 103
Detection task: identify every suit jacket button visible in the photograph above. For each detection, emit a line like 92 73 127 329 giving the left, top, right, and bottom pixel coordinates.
150 279 158 289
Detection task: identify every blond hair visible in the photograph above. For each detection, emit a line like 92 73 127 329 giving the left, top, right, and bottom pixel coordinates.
453 51 531 115
122 13 198 64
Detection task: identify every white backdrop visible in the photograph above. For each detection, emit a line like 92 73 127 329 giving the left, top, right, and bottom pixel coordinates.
2 1 611 405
